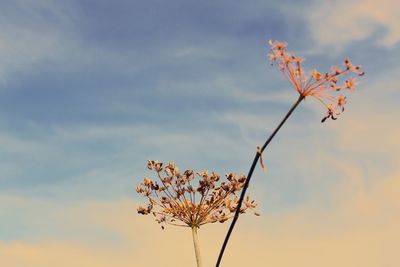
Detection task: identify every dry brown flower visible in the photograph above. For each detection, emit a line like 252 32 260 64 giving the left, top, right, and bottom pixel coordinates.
136 160 258 229
268 40 364 122
216 41 365 266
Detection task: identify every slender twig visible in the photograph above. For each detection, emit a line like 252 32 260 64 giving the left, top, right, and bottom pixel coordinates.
192 226 202 267
215 94 305 267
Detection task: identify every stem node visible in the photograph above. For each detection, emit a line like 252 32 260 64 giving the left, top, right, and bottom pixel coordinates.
215 95 305 267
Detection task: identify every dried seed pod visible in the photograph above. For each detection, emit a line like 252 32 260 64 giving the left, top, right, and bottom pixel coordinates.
136 160 258 229
268 40 364 122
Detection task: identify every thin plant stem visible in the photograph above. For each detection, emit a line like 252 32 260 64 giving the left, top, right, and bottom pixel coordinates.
192 226 202 267
215 94 305 267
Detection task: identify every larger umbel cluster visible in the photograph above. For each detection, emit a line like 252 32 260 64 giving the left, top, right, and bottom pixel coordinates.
136 160 258 229
268 40 364 122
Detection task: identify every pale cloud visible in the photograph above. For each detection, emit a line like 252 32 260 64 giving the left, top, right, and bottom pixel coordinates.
218 112 276 146
0 242 132 267
1 159 399 267
0 121 251 198
0 1 81 84
1 2 399 265
306 0 400 51
327 67 400 157
2 94 400 262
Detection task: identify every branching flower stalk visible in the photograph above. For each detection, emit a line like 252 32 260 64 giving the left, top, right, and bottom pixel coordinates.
136 160 258 267
215 40 365 266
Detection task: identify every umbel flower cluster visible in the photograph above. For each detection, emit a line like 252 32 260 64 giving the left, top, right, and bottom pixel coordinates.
136 160 258 229
268 40 364 122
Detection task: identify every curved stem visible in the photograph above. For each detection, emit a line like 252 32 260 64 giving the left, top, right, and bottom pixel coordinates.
215 95 305 267
192 226 202 267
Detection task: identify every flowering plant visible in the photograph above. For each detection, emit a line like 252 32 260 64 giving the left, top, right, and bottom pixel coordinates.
268 40 364 122
137 160 257 267
216 41 364 266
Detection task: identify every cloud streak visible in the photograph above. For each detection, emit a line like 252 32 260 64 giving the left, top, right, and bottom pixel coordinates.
0 1 399 266
2 159 399 267
306 0 400 51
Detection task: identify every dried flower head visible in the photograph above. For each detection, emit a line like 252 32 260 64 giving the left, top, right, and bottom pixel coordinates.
136 160 258 229
268 40 364 122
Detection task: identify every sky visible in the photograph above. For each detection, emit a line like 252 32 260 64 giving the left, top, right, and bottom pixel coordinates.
0 0 399 266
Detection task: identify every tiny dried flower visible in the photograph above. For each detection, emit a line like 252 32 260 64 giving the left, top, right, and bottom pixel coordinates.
268 40 364 122
136 160 258 229
216 41 365 266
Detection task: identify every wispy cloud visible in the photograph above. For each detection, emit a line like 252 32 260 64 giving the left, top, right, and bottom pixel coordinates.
1 1 399 265
0 1 83 84
2 159 399 266
306 0 400 51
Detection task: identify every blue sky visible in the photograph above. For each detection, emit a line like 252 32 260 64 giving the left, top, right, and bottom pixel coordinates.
1 1 400 266
0 0 313 195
